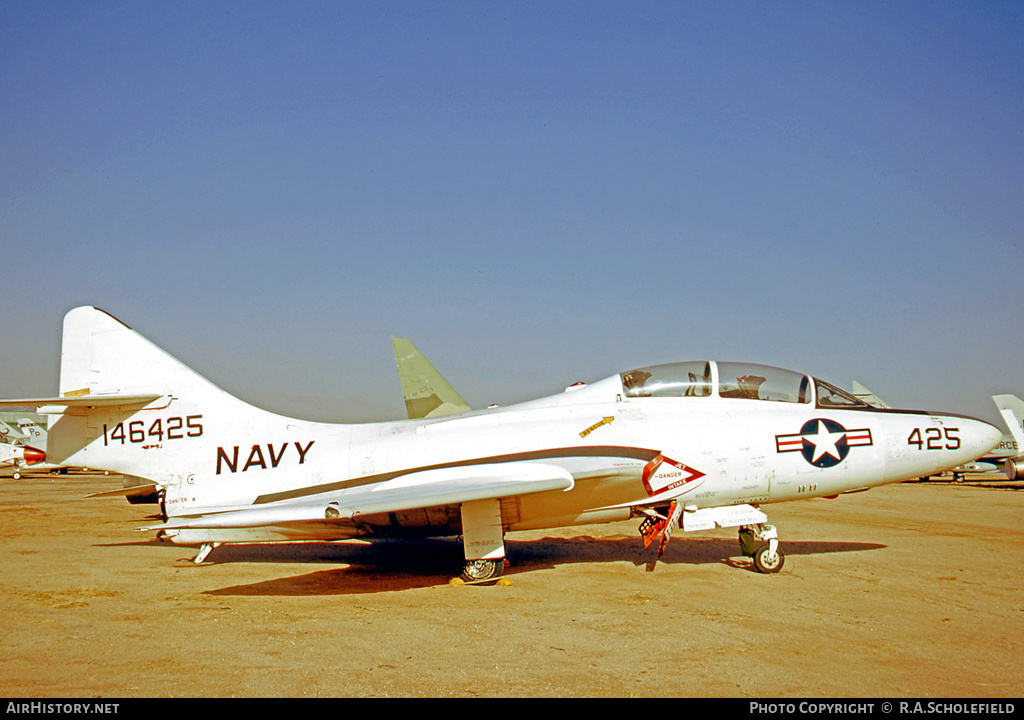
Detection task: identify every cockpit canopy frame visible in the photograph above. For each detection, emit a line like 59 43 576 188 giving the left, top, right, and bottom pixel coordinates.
620 361 869 409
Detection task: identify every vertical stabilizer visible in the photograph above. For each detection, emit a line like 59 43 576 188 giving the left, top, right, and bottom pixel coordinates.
44 307 305 487
60 307 225 400
993 395 1024 480
15 419 46 450
993 395 1024 449
391 337 471 419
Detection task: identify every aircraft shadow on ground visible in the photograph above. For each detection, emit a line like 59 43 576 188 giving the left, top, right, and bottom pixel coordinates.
160 534 888 597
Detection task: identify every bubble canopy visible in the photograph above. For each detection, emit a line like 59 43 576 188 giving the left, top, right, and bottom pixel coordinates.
619 361 869 409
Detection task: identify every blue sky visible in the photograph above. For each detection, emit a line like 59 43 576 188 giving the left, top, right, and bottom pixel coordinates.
1 1 1022 425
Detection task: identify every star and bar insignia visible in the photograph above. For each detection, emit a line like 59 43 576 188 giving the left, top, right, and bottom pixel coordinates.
776 418 873 468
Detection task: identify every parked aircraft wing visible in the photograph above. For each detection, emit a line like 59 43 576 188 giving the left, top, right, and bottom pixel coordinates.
152 461 574 530
392 337 471 419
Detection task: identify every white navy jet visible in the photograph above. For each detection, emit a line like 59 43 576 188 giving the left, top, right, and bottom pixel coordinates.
0 307 1002 580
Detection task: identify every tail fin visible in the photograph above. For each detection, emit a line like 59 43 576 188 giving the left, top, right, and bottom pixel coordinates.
391 337 471 419
15 418 46 450
993 395 1024 449
993 395 1024 480
851 381 890 408
59 307 221 400
0 420 25 443
5 307 286 486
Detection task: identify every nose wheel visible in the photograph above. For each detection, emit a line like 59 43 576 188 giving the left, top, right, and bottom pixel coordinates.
753 543 784 573
739 524 784 574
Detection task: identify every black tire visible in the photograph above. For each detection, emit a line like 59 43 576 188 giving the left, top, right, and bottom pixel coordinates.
460 558 504 582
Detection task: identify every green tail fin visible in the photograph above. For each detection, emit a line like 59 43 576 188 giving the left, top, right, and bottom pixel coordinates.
391 338 472 419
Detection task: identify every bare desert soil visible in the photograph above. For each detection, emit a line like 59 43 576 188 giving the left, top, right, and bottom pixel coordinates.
1 471 1022 698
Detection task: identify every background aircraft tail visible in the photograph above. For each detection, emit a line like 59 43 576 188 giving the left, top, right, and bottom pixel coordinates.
391 337 471 418
993 394 1024 480
851 381 890 408
15 418 46 450
0 420 25 444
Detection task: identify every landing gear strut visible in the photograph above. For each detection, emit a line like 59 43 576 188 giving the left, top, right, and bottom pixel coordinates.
739 524 784 573
191 542 221 564
457 498 506 583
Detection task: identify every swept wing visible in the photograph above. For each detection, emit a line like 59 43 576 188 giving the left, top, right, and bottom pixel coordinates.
151 461 573 530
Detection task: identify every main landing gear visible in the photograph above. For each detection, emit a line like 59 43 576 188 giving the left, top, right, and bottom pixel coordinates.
460 558 504 583
739 524 784 573
455 498 508 584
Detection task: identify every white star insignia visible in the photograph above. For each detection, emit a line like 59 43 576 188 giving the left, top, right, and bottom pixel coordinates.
804 420 846 463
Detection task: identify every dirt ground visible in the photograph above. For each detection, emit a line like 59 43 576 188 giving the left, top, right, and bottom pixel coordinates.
0 471 1022 698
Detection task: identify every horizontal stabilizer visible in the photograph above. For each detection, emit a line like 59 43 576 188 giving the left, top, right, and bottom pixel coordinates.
156 461 575 531
0 394 162 410
681 504 767 532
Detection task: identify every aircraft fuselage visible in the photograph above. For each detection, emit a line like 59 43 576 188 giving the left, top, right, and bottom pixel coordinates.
50 373 995 544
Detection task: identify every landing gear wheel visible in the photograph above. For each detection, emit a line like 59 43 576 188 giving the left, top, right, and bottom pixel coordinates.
753 545 785 574
460 558 504 583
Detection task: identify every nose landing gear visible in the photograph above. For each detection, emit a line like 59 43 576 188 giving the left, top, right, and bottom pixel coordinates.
739 524 784 573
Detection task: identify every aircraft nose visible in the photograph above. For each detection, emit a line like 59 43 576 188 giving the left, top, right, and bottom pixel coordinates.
23 447 45 465
959 417 1003 461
